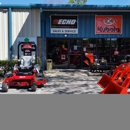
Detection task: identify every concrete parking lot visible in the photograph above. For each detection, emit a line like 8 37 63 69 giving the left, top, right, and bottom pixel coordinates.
0 69 103 94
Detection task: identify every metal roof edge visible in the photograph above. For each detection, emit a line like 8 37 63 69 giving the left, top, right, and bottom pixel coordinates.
0 4 31 8
0 4 130 10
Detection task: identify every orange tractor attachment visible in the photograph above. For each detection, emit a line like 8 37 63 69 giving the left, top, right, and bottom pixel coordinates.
97 62 130 94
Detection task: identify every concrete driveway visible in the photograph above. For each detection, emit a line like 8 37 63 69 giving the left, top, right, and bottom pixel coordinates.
0 69 103 94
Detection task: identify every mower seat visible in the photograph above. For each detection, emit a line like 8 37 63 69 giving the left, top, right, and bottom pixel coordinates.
18 56 34 72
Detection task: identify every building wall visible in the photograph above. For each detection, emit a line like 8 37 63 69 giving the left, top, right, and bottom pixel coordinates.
0 9 8 60
43 11 130 38
1 7 130 61
12 9 41 58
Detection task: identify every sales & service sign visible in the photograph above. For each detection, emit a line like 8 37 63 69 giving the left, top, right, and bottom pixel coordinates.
51 15 78 34
95 15 122 34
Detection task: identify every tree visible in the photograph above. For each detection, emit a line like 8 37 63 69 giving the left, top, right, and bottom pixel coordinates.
67 0 87 5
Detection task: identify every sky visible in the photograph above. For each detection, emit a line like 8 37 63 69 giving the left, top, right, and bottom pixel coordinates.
0 0 130 5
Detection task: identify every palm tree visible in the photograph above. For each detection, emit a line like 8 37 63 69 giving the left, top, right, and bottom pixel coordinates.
67 0 87 5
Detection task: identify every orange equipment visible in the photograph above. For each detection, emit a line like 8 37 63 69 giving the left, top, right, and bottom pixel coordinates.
97 62 130 94
83 53 94 66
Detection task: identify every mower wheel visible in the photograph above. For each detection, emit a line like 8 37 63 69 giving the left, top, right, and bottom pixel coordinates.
31 83 37 92
2 83 9 92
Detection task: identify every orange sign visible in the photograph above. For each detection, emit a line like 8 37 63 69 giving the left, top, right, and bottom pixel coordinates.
95 15 122 34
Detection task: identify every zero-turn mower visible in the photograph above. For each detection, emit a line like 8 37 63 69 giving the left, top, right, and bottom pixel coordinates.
2 42 46 92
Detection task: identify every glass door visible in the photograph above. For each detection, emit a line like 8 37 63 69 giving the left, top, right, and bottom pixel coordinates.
82 38 96 68
69 39 82 68
47 39 69 69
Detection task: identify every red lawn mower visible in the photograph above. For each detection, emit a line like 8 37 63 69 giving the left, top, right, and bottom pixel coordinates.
2 42 46 92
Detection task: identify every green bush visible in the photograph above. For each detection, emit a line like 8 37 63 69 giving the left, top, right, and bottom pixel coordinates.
0 58 43 76
0 60 18 76
35 59 42 68
0 59 43 75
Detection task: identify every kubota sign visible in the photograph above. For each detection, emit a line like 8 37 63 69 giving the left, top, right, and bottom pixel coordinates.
51 15 78 34
95 15 122 34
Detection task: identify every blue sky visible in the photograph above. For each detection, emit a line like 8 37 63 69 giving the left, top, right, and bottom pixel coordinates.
0 0 130 5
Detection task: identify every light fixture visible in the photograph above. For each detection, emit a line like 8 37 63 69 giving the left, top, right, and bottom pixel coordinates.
64 34 67 37
3 9 8 13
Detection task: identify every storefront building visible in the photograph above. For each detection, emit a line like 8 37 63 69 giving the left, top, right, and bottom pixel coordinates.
1 4 130 69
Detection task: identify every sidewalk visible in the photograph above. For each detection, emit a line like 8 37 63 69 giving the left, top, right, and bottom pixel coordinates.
42 69 103 94
0 69 103 94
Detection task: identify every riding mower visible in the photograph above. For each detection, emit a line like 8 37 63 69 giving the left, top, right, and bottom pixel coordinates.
1 42 46 92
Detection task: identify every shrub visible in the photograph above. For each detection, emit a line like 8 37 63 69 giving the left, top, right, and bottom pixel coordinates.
0 58 43 76
0 60 18 76
35 59 42 68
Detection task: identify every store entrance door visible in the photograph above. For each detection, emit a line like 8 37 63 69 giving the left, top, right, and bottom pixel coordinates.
47 39 69 69
68 39 82 69
46 39 83 69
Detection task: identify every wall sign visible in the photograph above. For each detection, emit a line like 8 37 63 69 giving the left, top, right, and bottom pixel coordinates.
95 15 122 34
51 15 78 34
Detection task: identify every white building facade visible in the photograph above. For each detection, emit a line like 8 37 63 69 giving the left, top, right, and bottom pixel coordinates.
0 7 40 60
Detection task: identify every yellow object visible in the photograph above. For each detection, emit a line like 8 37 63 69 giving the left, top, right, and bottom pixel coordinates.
62 44 65 48
46 59 53 70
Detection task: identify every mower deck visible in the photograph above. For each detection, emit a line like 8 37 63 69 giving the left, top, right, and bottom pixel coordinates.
2 71 46 92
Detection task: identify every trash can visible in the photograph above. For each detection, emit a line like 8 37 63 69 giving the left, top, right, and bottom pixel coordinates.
46 59 53 70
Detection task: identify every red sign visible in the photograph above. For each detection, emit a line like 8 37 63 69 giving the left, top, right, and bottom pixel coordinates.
95 15 122 34
52 19 77 25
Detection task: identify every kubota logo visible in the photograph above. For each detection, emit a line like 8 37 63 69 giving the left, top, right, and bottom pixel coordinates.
53 19 76 25
103 17 115 25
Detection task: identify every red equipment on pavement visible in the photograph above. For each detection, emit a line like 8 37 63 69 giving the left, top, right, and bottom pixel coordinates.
97 62 130 94
2 42 46 92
